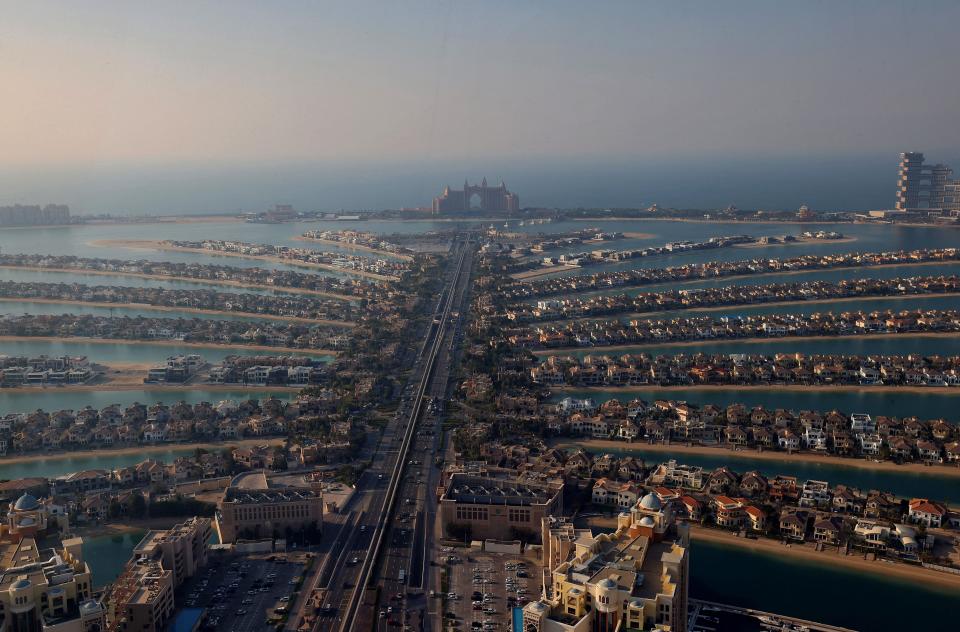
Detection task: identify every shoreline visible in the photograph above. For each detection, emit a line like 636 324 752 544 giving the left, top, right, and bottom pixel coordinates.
0 265 355 301
550 438 960 478
571 259 960 299
513 236 860 282
0 297 355 328
0 382 302 394
0 335 335 355
553 383 960 395
89 239 398 282
292 235 414 261
0 437 283 466
532 331 960 355
533 290 960 325
689 525 960 591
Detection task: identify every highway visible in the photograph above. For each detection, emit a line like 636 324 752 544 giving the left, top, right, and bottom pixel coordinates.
301 234 475 632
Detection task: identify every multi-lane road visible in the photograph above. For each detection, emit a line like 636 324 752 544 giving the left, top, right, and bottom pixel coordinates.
298 235 475 632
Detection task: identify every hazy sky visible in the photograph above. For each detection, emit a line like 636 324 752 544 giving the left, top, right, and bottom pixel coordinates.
3 0 959 167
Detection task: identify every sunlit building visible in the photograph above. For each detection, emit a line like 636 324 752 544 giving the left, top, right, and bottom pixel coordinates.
523 492 689 632
895 152 960 213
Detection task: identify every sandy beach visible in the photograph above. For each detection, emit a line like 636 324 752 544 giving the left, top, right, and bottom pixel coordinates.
553 383 960 395
89 239 398 282
0 335 335 355
293 235 414 261
689 525 960 591
550 438 960 478
0 437 283 466
0 264 356 301
0 296 355 328
532 331 960 355
512 264 582 280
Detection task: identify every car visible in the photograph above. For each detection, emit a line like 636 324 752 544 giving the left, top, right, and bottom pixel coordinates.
242 598 254 605
279 596 290 603
235 609 247 616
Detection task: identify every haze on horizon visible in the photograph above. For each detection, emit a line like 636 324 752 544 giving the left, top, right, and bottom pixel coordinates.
1 0 959 212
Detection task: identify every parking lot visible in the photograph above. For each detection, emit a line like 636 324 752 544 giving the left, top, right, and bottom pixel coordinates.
180 554 306 632
443 550 541 632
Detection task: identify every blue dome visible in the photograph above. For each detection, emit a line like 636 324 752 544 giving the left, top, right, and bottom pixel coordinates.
13 493 40 512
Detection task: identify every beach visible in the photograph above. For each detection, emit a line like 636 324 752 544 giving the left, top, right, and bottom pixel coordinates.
0 264 355 301
688 525 960 591
512 264 582 280
0 296 355 327
293 235 414 261
0 334 336 355
532 331 960 355
0 436 283 467
89 239 399 282
550 438 960 478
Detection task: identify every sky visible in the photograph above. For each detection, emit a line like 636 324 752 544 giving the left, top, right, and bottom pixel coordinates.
1 1 959 212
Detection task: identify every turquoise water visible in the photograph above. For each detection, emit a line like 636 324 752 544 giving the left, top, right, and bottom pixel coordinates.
83 531 146 587
0 338 324 364
558 442 960 504
554 387 960 422
691 539 960 632
543 333 960 359
0 388 299 417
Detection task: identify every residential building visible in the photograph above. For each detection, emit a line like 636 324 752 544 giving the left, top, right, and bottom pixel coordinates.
907 498 947 528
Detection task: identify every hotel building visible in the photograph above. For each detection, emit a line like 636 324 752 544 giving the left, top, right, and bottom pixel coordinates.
895 152 960 213
523 492 689 632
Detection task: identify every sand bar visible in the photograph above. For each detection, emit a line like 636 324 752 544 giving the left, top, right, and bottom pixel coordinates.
535 291 960 326
0 382 301 394
0 297 355 328
293 235 413 261
0 265 355 301
90 239 398 282
0 437 283 466
553 383 960 395
0 335 335 355
550 438 960 478
532 331 960 355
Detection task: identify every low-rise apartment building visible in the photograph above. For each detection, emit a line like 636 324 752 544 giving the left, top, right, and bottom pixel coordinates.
440 473 563 542
215 486 323 543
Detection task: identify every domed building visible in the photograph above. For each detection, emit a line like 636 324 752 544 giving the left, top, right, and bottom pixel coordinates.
5 493 50 543
528 494 689 632
2 492 68 543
